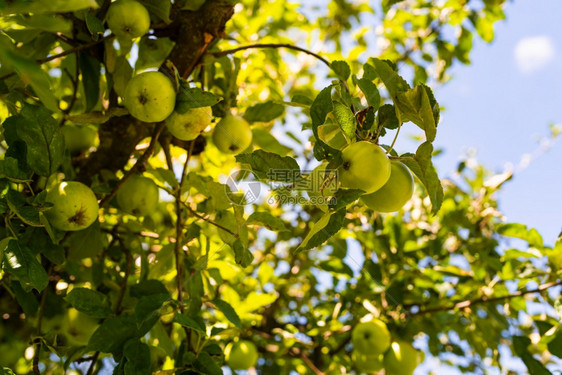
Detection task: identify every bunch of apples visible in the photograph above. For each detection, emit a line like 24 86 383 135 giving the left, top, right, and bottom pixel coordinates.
352 319 423 375
45 0 253 232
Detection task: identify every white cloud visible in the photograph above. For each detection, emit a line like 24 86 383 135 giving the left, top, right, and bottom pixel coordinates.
514 36 555 73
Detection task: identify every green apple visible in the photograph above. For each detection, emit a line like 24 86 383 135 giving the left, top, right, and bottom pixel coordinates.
45 181 99 231
338 141 390 194
165 106 213 140
351 320 391 356
62 124 98 154
63 308 99 346
362 161 414 212
106 0 151 40
225 340 258 370
353 351 384 374
116 175 159 216
123 71 176 123
383 340 421 375
212 115 252 154
307 162 338 212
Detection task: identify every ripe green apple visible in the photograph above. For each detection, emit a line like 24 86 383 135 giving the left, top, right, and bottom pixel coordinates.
212 115 253 154
123 71 176 123
116 175 159 216
351 320 391 356
362 161 414 212
165 106 213 140
225 340 258 370
353 351 384 374
62 124 98 154
383 340 420 375
106 0 151 40
45 181 99 231
338 141 390 194
307 162 338 212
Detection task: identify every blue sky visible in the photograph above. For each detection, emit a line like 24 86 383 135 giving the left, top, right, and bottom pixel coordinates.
430 0 562 246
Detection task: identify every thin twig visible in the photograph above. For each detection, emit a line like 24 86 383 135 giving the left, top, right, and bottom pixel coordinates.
182 203 237 236
213 43 331 67
99 123 166 208
411 280 562 315
32 261 51 375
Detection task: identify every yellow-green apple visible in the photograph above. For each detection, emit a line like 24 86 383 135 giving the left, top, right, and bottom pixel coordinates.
116 175 159 216
338 141 390 194
63 308 99 346
212 115 252 154
225 340 258 370
46 181 99 231
351 320 391 356
353 351 384 374
123 71 176 123
106 0 151 40
165 106 213 140
383 340 421 375
362 161 414 212
307 162 337 212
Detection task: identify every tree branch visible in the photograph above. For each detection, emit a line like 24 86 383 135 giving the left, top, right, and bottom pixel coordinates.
213 43 331 67
410 280 562 315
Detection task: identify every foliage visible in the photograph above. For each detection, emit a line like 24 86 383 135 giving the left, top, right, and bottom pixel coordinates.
0 0 561 375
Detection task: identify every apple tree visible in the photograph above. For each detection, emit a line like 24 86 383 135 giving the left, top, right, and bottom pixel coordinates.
1 0 561 374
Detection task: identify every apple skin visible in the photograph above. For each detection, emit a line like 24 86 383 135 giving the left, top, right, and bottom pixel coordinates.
307 162 338 212
123 71 176 123
351 320 391 356
383 340 420 375
116 175 159 217
362 161 414 212
165 106 213 141
353 352 384 374
63 308 99 346
225 340 258 370
45 181 99 231
212 115 252 154
338 141 390 195
106 0 151 40
62 124 97 154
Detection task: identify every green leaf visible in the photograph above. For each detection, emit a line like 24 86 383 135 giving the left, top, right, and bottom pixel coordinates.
138 0 171 23
232 238 253 267
0 0 97 15
6 190 41 227
251 128 291 156
134 293 170 323
173 314 206 333
65 288 112 318
212 299 241 328
400 142 443 213
455 27 473 64
79 52 101 112
0 368 16 375
130 279 169 298
66 220 106 259
331 60 350 81
123 340 151 375
194 352 223 375
175 83 221 113
243 101 285 123
235 149 301 182
297 208 346 252
370 58 410 99
395 85 437 141
332 101 356 140
357 78 381 111
247 211 288 232
2 240 48 292
497 223 543 249
11 280 39 316
328 189 364 211
111 56 133 98
88 315 142 353
85 13 104 40
377 104 399 130
135 36 175 72
513 336 552 375
0 157 31 182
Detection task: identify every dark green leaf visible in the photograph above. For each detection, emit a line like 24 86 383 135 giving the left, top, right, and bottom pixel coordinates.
247 211 288 232
212 299 241 328
194 352 223 375
134 293 170 323
291 94 313 106
357 78 380 111
252 128 291 155
138 0 171 23
497 223 543 249
66 220 105 259
123 340 151 375
11 280 39 316
176 83 221 113
2 240 48 292
297 208 346 252
328 189 364 211
370 58 410 99
0 157 31 182
85 13 104 40
513 336 552 375
130 279 169 298
395 86 437 141
173 314 206 333
65 288 112 318
79 52 101 112
377 104 399 130
243 101 285 123
88 315 141 353
135 36 175 71
236 149 301 182
331 60 350 81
